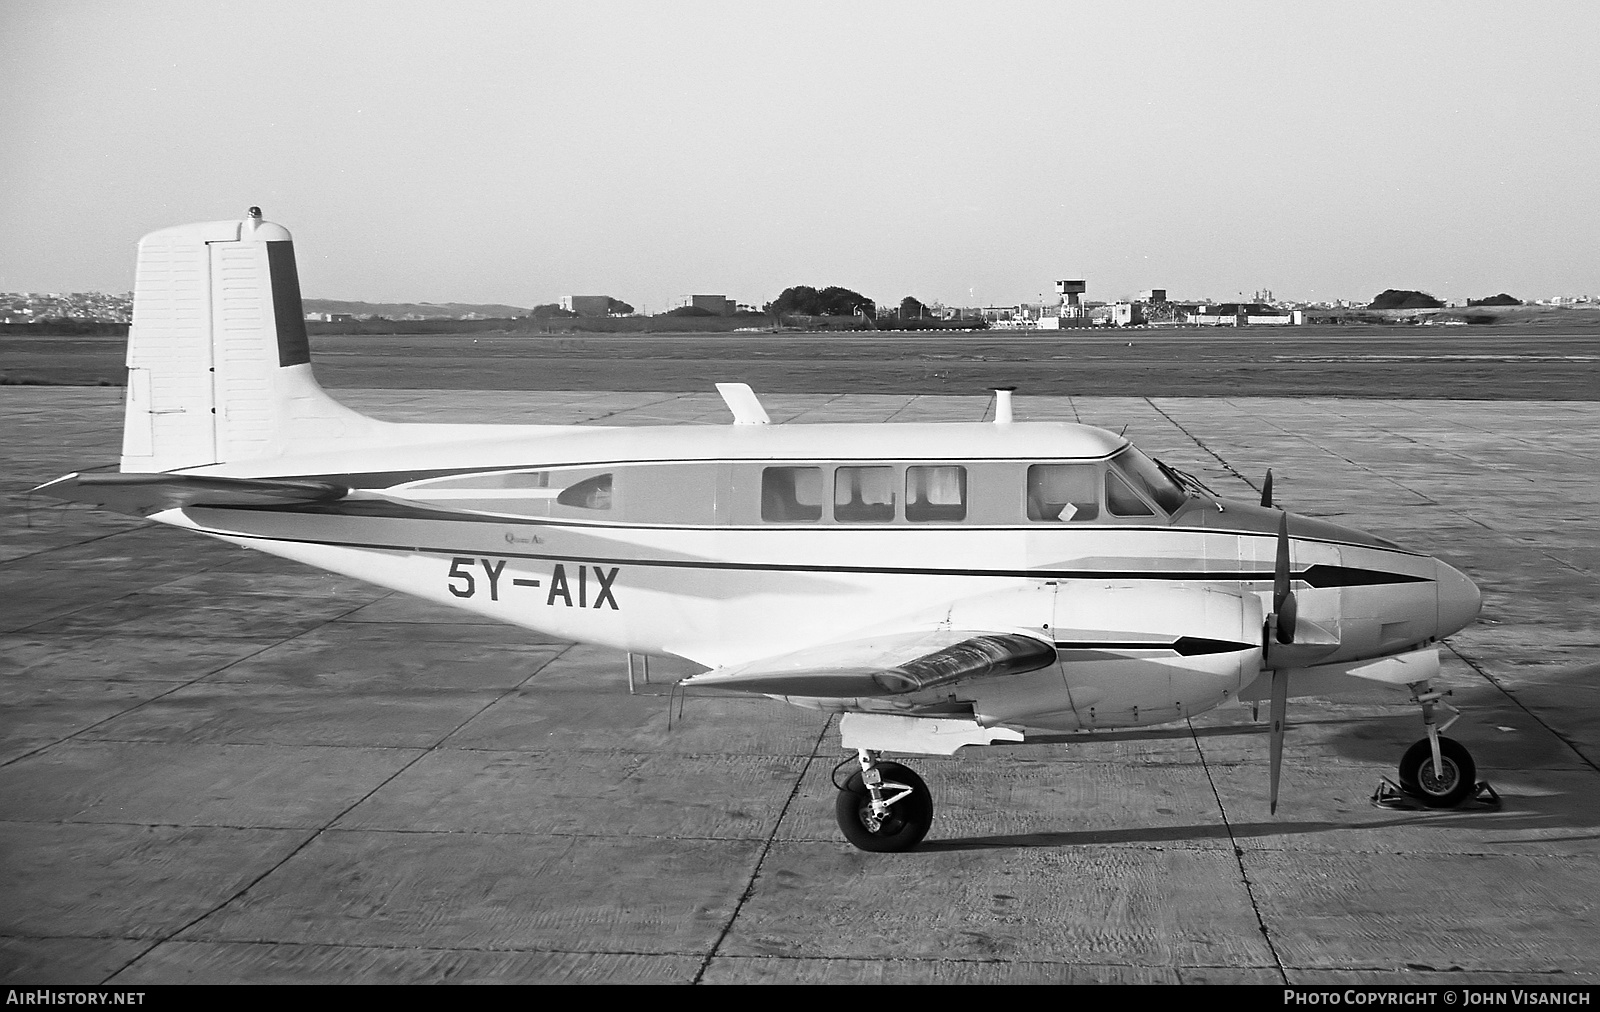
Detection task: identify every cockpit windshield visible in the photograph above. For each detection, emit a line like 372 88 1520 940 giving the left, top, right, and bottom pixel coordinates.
1111 447 1191 515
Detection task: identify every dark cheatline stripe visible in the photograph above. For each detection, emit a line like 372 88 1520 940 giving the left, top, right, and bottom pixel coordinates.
1172 636 1257 656
190 512 1436 587
266 241 310 367
1300 564 1429 587
1053 638 1256 656
218 498 1422 562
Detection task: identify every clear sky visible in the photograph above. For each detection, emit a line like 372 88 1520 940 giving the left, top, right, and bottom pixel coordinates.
3 0 1597 310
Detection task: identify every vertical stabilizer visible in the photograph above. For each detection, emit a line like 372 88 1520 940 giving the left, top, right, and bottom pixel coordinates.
120 209 384 472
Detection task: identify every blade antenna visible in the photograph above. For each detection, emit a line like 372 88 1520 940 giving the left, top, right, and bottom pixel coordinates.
1260 469 1274 508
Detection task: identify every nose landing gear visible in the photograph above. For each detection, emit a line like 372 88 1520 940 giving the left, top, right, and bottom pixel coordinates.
1373 678 1496 809
834 750 934 852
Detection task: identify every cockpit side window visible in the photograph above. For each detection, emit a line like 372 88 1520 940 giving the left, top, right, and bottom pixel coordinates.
762 466 823 522
556 473 613 510
1112 447 1189 514
905 465 967 522
1105 470 1156 517
835 465 896 523
1027 464 1100 521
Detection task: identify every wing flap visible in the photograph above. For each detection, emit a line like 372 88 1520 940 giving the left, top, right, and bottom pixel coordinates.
683 631 1057 698
33 472 348 516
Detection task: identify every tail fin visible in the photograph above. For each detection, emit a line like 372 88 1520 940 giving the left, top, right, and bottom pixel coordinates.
120 208 384 473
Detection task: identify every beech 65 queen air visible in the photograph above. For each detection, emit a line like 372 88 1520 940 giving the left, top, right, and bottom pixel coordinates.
39 210 1485 852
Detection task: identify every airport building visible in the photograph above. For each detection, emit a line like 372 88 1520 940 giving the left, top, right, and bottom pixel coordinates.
1183 303 1294 326
680 294 737 316
561 295 617 317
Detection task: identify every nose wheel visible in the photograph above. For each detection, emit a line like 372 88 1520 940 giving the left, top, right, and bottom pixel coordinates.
834 751 934 852
1397 735 1476 807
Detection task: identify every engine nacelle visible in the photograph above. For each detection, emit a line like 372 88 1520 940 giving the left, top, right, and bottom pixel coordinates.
970 583 1264 731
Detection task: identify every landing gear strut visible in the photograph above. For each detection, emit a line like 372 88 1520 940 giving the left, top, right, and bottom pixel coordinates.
1385 677 1480 808
834 749 934 852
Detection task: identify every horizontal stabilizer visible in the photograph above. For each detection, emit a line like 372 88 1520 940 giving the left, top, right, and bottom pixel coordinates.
33 472 348 516
683 631 1057 698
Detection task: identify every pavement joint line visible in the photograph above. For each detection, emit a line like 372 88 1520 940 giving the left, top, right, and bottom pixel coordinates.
881 394 926 423
1211 403 1598 579
773 392 846 424
572 392 693 425
0 521 157 570
691 713 838 985
1382 400 1600 465
1188 717 1289 986
1321 412 1543 485
1143 398 1260 492
0 632 305 772
1442 515 1593 577
95 641 582 984
1207 398 1441 504
1444 640 1600 775
2 544 370 639
1312 408 1600 535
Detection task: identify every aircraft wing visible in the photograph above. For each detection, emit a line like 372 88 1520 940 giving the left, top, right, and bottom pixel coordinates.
33 471 348 516
680 629 1057 697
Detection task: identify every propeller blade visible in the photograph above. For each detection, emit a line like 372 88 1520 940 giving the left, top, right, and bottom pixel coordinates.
1273 511 1297 644
1269 667 1289 813
1260 469 1273 508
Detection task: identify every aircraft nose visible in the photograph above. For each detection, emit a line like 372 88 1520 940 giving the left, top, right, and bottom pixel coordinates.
1436 560 1482 637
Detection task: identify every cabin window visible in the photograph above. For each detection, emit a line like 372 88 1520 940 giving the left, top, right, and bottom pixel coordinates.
1105 470 1156 517
762 466 823 522
1027 464 1100 521
834 466 896 523
556 473 613 511
905 465 967 522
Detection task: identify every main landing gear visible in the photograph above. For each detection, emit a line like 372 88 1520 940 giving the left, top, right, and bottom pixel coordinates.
834 749 934 852
1374 677 1495 809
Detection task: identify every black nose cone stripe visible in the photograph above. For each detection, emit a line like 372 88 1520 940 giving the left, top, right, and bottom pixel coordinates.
1298 564 1429 588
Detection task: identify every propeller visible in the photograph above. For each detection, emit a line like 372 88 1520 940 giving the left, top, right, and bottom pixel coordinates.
1268 509 1295 814
1269 667 1289 814
1260 469 1273 508
1272 510 1297 645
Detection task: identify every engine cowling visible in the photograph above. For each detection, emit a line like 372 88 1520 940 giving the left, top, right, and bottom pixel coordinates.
970 583 1264 731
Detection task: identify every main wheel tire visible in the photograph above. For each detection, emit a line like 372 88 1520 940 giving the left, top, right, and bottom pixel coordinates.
834 761 934 852
1398 736 1476 808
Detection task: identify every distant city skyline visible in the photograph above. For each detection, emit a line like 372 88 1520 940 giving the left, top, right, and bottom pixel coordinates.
3 2 1597 311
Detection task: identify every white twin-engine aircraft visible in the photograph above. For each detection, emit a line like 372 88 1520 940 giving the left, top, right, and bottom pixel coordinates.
40 210 1484 851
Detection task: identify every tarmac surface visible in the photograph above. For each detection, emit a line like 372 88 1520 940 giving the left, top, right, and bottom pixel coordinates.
2 387 1598 984
7 326 1600 398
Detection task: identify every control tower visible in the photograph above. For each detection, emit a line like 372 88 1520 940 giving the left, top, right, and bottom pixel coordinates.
1055 279 1087 319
